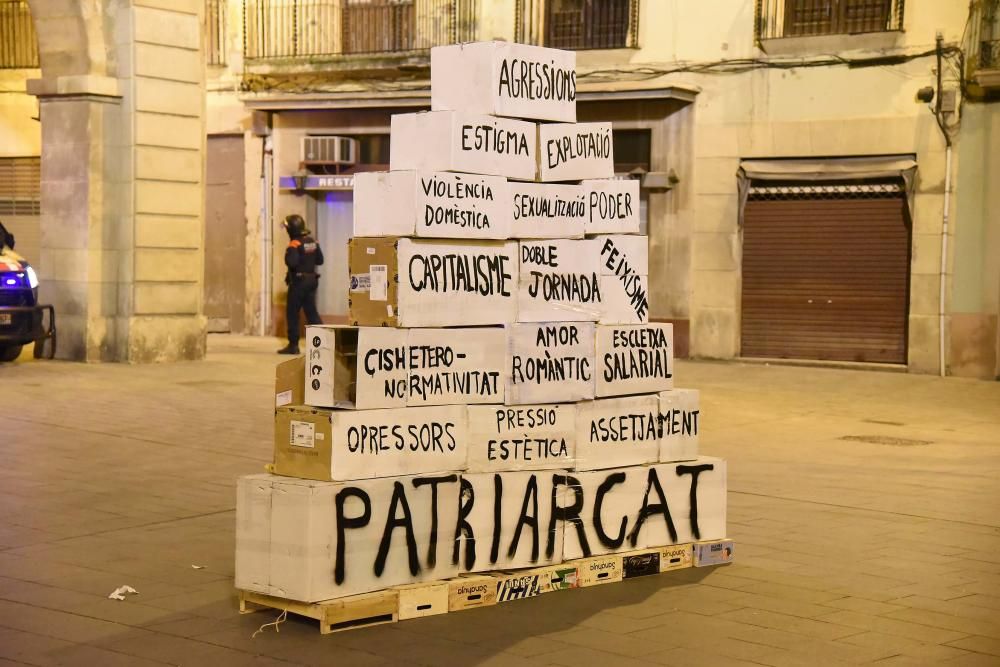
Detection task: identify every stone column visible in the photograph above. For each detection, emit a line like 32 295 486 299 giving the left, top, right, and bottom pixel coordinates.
28 1 207 362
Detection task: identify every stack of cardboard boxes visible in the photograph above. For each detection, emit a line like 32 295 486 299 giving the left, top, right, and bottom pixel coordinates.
237 41 730 622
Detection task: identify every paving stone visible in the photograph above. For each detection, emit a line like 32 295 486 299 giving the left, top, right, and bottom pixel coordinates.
3 337 1000 665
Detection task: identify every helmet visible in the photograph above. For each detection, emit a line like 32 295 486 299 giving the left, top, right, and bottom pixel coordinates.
283 214 306 238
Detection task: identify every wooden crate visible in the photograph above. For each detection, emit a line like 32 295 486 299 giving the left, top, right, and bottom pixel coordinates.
496 570 551 602
575 554 623 587
239 589 397 635
548 564 581 590
448 575 499 611
622 548 661 579
396 582 450 620
694 539 734 567
660 544 693 572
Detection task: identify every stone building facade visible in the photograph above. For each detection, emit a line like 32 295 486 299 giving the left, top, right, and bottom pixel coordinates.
2 0 997 376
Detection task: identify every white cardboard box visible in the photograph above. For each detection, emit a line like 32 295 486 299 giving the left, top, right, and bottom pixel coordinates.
275 404 468 481
574 395 661 471
305 325 408 410
599 275 649 325
538 122 614 182
518 239 603 322
431 41 577 122
466 403 576 473
595 323 673 397
406 327 506 406
584 179 641 234
561 458 727 560
658 388 700 463
595 235 649 324
505 322 596 405
352 171 418 238
354 171 511 240
398 238 519 327
235 473 461 602
458 471 567 572
305 325 505 409
390 111 537 181
509 182 587 239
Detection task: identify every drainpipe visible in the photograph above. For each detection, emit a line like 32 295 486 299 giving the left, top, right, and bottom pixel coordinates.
260 136 274 337
935 33 953 378
940 145 951 378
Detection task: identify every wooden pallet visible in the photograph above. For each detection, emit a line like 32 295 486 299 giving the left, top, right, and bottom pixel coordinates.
239 540 732 633
239 589 398 634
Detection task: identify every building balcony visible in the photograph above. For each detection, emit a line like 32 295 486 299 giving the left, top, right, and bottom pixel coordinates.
967 1 1000 91
241 0 477 78
0 0 38 69
516 0 640 51
755 0 905 55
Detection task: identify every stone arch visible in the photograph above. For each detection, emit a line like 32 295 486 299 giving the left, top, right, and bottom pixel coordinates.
26 0 110 79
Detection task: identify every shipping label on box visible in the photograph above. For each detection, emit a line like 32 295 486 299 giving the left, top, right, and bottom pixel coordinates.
431 41 577 122
466 403 576 473
509 182 586 238
539 122 614 182
349 237 400 327
658 389 700 463
561 458 727 560
274 405 468 481
505 322 596 404
398 238 519 327
457 471 566 573
305 325 408 409
236 473 461 602
406 327 505 406
595 235 649 324
574 395 661 472
518 239 603 322
353 171 418 237
390 111 537 180
595 324 673 397
354 171 510 239
584 179 640 234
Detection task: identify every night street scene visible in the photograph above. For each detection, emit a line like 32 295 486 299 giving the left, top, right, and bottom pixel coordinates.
0 1 998 666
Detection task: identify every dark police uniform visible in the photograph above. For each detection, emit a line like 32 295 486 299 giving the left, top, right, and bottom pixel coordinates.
280 219 324 354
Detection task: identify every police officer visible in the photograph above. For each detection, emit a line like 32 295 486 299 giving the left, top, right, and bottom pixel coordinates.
278 214 324 354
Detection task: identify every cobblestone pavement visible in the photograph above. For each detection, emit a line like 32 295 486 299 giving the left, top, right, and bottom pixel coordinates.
0 335 998 666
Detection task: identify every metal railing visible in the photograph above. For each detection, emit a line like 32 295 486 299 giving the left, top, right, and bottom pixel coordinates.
755 0 904 40
243 0 477 61
966 0 1000 72
516 0 639 50
207 0 227 65
0 0 38 69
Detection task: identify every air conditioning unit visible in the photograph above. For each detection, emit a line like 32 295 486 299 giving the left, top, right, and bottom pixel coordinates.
301 136 359 166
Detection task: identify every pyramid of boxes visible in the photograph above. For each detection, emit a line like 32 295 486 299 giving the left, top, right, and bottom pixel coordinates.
237 41 732 630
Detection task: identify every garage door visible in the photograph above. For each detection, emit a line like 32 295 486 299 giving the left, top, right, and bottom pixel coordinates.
741 182 910 364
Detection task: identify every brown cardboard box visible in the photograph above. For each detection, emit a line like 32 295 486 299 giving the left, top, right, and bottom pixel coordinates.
274 356 305 410
348 236 399 327
348 236 518 328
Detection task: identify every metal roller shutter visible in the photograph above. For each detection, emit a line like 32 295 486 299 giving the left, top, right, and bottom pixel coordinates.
741 182 910 364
